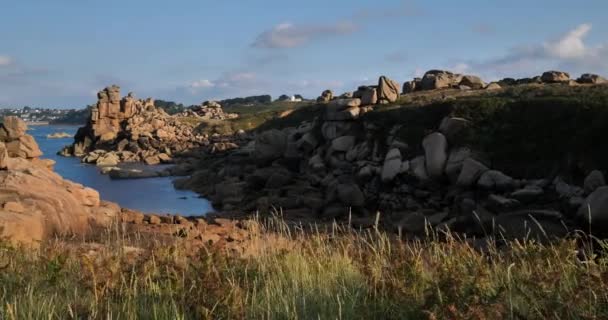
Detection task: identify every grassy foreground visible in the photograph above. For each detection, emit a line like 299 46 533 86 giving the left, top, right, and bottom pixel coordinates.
1 220 608 319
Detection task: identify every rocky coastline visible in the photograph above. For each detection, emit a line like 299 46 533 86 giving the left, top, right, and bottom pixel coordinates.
4 69 608 246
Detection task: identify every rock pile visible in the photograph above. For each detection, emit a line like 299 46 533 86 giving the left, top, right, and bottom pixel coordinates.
0 117 119 245
400 70 606 95
62 85 208 165
179 101 239 120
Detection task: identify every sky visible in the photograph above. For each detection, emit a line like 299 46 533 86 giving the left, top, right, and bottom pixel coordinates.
0 0 607 108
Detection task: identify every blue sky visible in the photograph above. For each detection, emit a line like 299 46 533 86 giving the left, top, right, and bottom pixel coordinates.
1 0 607 108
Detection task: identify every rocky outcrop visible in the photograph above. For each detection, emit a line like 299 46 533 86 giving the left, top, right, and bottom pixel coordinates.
0 117 118 246
1 116 42 159
317 90 334 103
63 85 208 165
420 70 462 90
541 71 570 83
577 73 607 84
377 76 400 104
459 75 485 89
179 101 239 120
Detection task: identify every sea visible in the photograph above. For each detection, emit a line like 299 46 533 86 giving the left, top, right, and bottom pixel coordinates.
27 124 214 216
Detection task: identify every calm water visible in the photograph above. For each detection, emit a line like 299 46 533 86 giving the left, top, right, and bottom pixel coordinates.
28 125 214 216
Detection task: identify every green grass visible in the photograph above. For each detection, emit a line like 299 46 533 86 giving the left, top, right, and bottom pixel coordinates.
1 219 608 319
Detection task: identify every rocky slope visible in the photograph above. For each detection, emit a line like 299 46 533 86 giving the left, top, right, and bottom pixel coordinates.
175 70 608 240
0 116 118 245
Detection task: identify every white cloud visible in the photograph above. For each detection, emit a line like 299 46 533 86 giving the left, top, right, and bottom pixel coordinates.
456 23 608 80
190 79 215 89
252 21 357 49
543 23 591 59
0 55 13 66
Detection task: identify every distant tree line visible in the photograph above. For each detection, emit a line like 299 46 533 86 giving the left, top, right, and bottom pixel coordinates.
219 95 272 107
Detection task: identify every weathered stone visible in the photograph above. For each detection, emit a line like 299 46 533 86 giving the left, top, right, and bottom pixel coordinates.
410 156 429 182
578 186 608 229
438 117 469 142
337 183 365 207
445 148 471 183
377 76 400 103
144 155 161 165
317 89 334 103
584 170 605 194
5 135 43 158
478 170 514 191
381 148 402 183
0 116 27 141
577 73 606 84
456 158 488 188
511 186 544 203
331 136 356 152
254 129 287 164
485 82 502 90
459 75 485 89
420 70 461 90
422 132 448 178
402 80 417 94
487 194 521 211
96 153 120 166
541 70 570 83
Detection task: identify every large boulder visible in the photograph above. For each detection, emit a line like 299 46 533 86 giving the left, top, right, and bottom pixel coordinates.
254 129 288 164
576 73 607 84
420 70 461 90
445 148 472 183
584 170 606 194
422 132 448 178
0 157 117 246
478 170 515 191
317 89 334 103
0 116 28 141
402 80 417 94
381 148 402 183
578 186 608 229
459 75 485 89
337 183 365 207
439 117 470 142
485 82 502 90
541 71 570 83
356 87 378 105
331 136 356 152
377 76 400 103
456 158 488 188
410 156 429 182
5 135 42 158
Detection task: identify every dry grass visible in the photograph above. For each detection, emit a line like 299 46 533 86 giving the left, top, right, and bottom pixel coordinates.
1 218 608 319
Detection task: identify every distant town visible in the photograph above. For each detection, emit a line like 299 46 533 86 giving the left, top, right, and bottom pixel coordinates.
0 106 89 124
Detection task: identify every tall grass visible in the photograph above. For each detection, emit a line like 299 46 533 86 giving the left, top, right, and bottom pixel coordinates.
1 218 607 319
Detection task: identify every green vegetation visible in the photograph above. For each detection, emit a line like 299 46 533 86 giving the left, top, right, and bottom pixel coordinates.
220 95 272 108
1 220 607 319
195 100 314 135
155 100 187 115
50 106 91 124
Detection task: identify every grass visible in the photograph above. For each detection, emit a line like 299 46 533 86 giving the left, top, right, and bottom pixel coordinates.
1 218 608 319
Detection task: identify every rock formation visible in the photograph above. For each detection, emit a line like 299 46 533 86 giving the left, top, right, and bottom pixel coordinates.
179 101 239 120
0 117 118 245
63 85 208 165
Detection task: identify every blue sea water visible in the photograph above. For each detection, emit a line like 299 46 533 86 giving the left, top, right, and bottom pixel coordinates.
28 125 213 216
